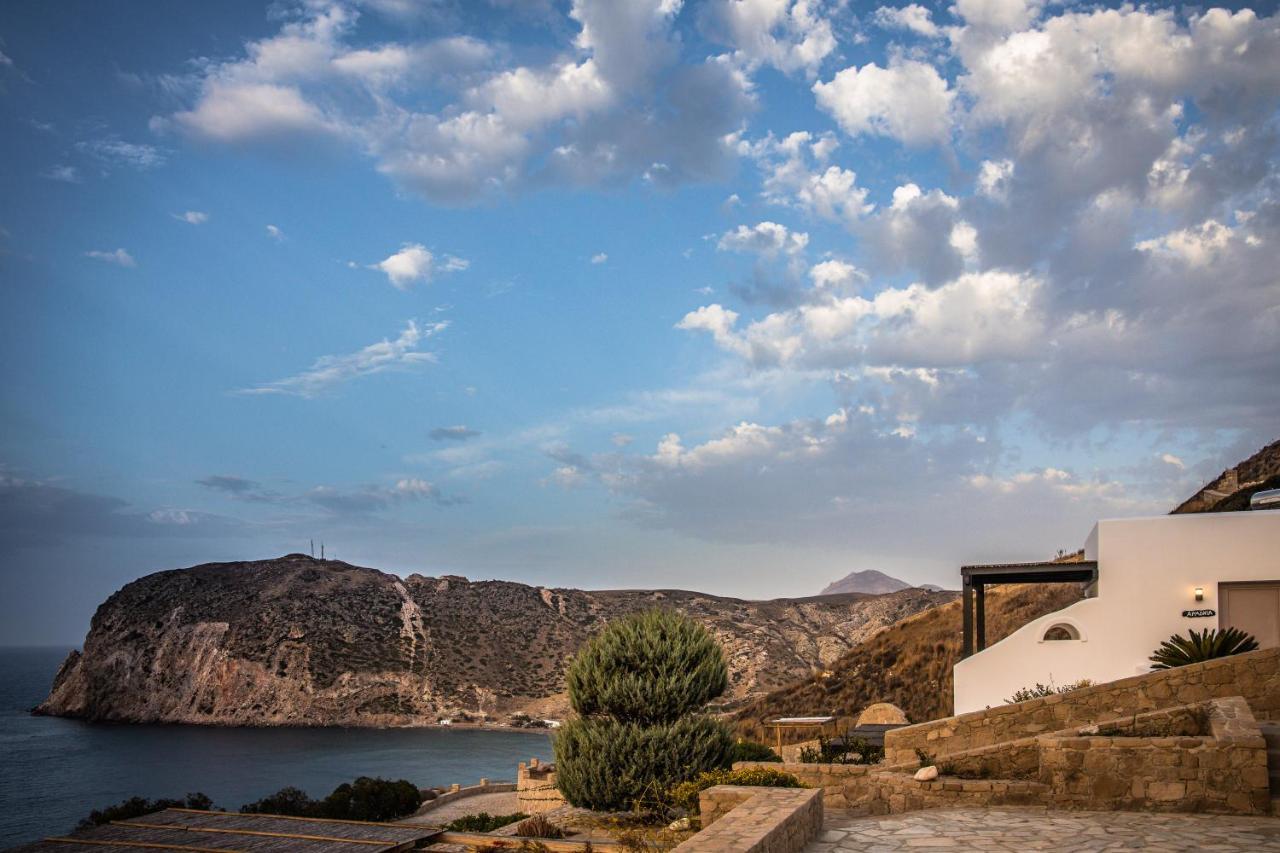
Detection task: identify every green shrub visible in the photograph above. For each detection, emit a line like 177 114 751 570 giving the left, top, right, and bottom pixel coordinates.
445 812 529 832
1149 628 1259 669
515 814 565 838
556 716 733 811
241 787 315 816
565 610 728 725
320 777 422 821
668 768 805 814
730 740 781 763
555 610 734 811
78 794 214 830
1005 678 1092 704
241 777 421 822
796 736 882 765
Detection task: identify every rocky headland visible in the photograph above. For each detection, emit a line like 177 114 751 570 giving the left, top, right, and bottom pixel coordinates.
37 554 953 726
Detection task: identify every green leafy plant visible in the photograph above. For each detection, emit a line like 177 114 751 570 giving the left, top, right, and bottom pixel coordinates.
1149 627 1259 669
668 768 805 814
796 735 882 765
729 740 782 763
78 794 214 830
445 812 530 832
1005 678 1093 704
554 610 734 811
514 815 565 839
241 777 421 821
914 748 934 767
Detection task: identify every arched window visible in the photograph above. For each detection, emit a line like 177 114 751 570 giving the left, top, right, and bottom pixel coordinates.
1042 623 1080 641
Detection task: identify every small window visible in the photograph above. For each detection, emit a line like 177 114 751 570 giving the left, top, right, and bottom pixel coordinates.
1042 623 1080 641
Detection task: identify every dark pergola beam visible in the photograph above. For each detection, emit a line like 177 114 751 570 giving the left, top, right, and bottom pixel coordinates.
958 560 1098 659
962 576 974 658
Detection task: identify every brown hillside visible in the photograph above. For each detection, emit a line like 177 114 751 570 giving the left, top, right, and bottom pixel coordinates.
732 581 1086 741
1172 438 1280 513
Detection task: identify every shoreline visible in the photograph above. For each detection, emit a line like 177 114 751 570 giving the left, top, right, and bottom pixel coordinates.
29 710 560 733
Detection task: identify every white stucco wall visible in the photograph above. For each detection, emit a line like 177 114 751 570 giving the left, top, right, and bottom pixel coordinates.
954 511 1280 714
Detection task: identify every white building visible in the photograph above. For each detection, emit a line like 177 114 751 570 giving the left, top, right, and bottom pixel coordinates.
953 510 1280 714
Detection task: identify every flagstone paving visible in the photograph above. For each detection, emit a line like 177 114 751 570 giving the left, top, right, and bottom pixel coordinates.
807 807 1280 851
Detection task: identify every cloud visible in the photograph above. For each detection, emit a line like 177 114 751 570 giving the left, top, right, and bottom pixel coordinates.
873 4 941 38
741 130 872 225
813 58 954 145
196 475 283 503
85 249 136 267
43 165 80 183
239 320 447 397
590 252 608 264
430 425 481 441
0 472 243 552
703 0 838 76
373 243 469 288
306 477 453 514
1160 453 1186 469
717 222 809 257
173 211 209 225
158 0 754 204
76 136 166 171
265 224 285 241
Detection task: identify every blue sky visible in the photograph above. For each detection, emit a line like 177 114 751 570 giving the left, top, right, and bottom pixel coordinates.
2 0 1278 644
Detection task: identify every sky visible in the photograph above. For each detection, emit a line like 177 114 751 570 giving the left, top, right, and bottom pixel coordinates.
1 0 1278 645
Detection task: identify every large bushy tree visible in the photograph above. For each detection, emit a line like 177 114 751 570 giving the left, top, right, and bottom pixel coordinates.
554 610 733 810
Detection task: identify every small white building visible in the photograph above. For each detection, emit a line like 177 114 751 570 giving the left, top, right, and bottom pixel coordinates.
953 509 1280 714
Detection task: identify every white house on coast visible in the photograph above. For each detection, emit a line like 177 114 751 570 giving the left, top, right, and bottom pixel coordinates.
953 507 1280 714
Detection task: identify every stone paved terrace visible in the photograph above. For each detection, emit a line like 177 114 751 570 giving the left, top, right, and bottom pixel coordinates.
807 807 1280 851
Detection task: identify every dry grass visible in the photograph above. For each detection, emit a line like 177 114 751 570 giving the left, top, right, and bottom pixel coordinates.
732 582 1087 741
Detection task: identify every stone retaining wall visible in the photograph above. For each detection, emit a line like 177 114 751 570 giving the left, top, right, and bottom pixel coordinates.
739 696 1271 817
885 648 1280 765
674 786 823 853
1037 697 1271 815
864 773 1049 814
414 779 517 815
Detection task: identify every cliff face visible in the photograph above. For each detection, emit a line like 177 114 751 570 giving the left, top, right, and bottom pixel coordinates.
37 554 952 726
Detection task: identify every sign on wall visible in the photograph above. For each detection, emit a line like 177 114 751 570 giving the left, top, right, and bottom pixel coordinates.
1181 609 1216 618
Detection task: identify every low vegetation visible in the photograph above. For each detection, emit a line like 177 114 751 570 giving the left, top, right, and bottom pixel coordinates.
240 776 421 821
445 811 529 832
668 768 805 814
77 794 213 830
514 814 566 838
555 610 734 811
797 735 883 765
729 740 781 763
1005 678 1093 704
1149 627 1259 669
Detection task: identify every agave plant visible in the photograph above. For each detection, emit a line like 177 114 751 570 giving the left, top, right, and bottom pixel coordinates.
1149 627 1259 670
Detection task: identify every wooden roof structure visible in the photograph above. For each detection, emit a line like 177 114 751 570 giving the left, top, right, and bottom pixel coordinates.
10 808 439 852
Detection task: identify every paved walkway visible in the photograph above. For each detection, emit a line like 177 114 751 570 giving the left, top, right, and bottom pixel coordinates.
400 791 520 825
807 807 1280 851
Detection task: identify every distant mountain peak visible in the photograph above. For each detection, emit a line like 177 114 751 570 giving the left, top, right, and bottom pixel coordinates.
821 570 913 596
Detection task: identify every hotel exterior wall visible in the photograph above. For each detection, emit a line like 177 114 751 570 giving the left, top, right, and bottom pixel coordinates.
955 511 1280 714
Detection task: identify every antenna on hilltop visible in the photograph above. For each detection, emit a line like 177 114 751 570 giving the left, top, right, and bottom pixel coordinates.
310 538 315 558
321 541 325 560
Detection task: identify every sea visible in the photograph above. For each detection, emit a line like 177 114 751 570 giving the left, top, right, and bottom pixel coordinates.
0 647 553 848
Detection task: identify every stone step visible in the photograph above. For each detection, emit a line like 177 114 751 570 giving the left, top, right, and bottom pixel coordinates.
1260 723 1280 795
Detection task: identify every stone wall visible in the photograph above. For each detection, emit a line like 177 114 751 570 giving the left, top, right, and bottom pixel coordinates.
674 786 823 853
1037 697 1271 815
887 647 1280 765
863 774 1049 815
414 779 517 815
516 758 565 814
739 697 1271 817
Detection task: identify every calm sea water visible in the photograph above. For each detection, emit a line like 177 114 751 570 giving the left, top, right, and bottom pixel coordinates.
0 647 553 848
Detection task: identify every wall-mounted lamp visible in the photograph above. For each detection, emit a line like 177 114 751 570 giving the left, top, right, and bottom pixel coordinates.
1194 587 1204 602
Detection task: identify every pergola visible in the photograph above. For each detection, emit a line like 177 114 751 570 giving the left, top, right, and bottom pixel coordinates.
961 560 1098 658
